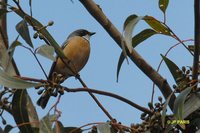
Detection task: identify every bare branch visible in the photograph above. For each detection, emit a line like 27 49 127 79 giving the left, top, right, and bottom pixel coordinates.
15 76 152 115
63 86 153 115
10 6 114 121
79 0 176 110
193 0 200 84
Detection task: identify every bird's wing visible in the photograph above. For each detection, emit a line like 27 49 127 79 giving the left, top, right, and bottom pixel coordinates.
48 38 70 79
48 58 57 80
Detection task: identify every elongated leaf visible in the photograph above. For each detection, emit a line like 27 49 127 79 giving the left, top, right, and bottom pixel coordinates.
173 86 193 120
11 7 67 62
123 15 143 53
16 20 33 48
7 40 21 62
183 92 200 118
36 45 56 61
116 52 125 82
0 69 41 88
159 0 169 14
143 16 171 36
97 123 111 133
161 55 184 84
132 29 157 48
4 36 21 73
23 14 65 58
12 90 36 133
39 114 57 133
26 91 39 130
162 92 174 128
7 35 22 58
117 29 157 82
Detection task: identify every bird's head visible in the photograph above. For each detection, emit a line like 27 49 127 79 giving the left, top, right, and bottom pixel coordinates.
67 29 96 41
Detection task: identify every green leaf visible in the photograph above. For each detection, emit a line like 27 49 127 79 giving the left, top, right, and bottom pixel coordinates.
159 0 169 14
183 92 200 118
11 7 67 62
16 20 33 48
2 36 21 73
123 14 143 53
7 36 22 58
4 125 13 133
117 29 157 82
161 55 186 87
162 92 174 128
26 91 40 131
173 86 193 120
36 45 56 61
116 52 125 82
143 16 171 36
0 68 41 88
97 123 111 133
12 90 37 133
23 15 65 58
132 29 157 48
39 114 57 133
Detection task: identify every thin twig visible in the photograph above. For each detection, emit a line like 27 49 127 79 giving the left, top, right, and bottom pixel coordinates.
69 122 105 133
151 39 194 104
63 86 152 115
15 75 47 83
70 121 132 133
76 75 114 120
16 76 152 115
14 120 40 128
59 55 114 120
21 45 48 79
48 94 62 119
0 102 12 115
162 22 194 56
11 6 114 120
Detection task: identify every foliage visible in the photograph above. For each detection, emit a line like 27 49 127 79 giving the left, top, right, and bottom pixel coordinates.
0 0 199 133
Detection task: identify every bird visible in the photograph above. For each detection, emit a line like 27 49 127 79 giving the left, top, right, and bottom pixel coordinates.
37 29 95 109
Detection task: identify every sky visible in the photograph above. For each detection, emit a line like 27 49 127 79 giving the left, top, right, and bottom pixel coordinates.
1 0 194 132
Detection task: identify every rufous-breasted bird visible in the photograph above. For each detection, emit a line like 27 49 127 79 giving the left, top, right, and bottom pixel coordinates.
37 29 95 109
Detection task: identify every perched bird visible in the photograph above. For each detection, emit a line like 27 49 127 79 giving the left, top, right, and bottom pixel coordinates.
37 29 95 109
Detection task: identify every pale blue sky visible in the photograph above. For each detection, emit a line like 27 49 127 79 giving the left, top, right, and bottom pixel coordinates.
2 0 194 131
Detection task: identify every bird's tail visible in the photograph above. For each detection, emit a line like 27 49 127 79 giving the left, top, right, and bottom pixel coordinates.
37 91 51 109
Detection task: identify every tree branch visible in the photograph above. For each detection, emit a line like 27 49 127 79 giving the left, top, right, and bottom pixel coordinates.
75 75 114 120
79 0 176 110
10 5 114 121
193 0 200 85
0 0 14 114
63 86 152 115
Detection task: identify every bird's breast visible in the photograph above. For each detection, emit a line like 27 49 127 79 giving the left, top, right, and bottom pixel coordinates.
54 36 90 78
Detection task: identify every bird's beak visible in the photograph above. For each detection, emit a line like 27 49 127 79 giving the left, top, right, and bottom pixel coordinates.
89 32 96 36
